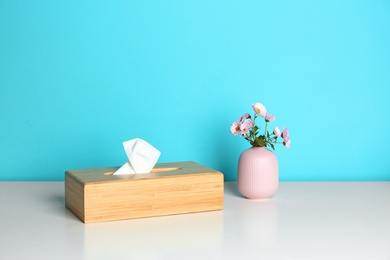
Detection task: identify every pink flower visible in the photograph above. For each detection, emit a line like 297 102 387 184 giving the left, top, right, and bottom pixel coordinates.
283 138 291 148
243 119 254 128
273 126 281 136
281 127 289 141
230 121 241 136
265 113 276 122
281 127 290 148
252 102 267 117
238 113 251 123
240 121 251 136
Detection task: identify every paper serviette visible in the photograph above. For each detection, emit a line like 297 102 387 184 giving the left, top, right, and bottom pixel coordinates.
113 138 161 175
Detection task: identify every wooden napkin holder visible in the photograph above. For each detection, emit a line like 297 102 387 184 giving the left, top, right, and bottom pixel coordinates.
65 161 224 223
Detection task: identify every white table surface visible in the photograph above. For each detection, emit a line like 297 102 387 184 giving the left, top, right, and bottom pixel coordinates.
0 182 389 260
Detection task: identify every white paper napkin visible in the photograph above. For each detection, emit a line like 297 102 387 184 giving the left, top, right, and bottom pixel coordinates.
113 138 161 175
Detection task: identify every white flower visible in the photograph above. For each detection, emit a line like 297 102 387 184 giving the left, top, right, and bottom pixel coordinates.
252 102 267 117
273 127 281 136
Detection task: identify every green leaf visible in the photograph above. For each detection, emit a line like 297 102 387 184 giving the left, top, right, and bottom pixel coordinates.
270 143 275 150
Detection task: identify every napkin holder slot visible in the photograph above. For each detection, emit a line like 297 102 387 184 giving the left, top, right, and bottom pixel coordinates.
65 161 224 223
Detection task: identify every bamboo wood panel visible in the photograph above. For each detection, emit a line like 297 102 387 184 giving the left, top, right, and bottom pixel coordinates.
65 161 224 223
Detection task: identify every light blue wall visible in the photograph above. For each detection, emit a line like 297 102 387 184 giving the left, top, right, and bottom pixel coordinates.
1 0 389 181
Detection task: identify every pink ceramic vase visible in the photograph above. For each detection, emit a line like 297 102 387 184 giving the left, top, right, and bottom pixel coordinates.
238 147 278 199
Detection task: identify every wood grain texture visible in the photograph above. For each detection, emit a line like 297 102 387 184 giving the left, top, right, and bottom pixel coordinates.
65 161 224 223
65 174 85 221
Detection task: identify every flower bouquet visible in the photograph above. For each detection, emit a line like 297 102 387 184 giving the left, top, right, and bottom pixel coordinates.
230 102 290 149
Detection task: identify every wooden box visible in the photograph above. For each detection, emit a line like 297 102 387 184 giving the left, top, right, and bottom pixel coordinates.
65 161 224 223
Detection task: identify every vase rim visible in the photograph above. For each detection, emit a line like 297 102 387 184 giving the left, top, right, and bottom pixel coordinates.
247 146 273 152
